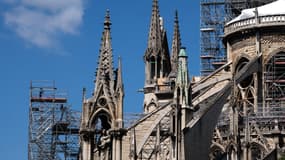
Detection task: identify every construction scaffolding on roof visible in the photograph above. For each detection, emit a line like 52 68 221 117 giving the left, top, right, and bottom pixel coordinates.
200 0 276 76
28 80 80 160
225 0 276 20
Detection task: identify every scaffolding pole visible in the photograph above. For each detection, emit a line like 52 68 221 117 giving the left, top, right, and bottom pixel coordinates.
28 80 80 160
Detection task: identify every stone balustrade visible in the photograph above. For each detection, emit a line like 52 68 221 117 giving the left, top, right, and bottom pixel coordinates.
225 14 285 36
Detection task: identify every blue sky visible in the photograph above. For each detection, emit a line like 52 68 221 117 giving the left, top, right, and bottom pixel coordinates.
0 0 200 159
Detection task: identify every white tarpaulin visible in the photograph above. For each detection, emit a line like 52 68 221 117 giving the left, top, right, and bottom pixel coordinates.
227 0 285 25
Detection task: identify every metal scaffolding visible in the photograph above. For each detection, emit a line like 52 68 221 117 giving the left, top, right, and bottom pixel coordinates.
200 0 276 76
225 0 276 20
200 0 227 76
28 80 80 160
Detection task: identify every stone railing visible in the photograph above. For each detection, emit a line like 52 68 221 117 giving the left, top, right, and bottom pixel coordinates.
224 14 285 36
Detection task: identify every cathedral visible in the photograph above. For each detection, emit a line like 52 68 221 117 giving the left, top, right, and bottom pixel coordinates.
78 0 285 159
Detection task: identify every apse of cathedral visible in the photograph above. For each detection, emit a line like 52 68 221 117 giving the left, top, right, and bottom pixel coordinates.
79 0 285 160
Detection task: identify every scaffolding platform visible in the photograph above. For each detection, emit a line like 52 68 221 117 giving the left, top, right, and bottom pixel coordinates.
31 97 67 103
200 55 215 59
28 80 80 160
212 61 227 66
200 28 215 32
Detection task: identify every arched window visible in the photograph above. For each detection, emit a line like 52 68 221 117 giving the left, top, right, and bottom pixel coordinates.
234 57 256 118
91 112 111 144
147 103 156 113
235 57 253 88
157 56 161 78
150 56 156 79
264 52 285 106
250 142 267 160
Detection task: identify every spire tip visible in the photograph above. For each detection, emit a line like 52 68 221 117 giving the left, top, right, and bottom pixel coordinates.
104 9 111 29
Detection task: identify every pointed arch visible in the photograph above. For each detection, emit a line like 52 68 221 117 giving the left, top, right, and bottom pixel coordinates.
88 108 113 129
245 87 255 107
233 54 251 72
265 47 285 64
150 56 156 80
146 102 157 113
210 142 226 160
264 49 285 105
93 83 116 120
250 140 269 160
225 142 238 155
235 56 254 89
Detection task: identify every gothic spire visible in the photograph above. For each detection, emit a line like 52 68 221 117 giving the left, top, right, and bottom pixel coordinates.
95 10 114 87
91 10 117 126
116 56 123 93
171 10 182 73
145 0 162 58
144 0 171 85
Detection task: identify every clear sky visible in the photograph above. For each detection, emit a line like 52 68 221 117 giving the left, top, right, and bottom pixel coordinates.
0 0 200 159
